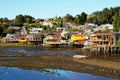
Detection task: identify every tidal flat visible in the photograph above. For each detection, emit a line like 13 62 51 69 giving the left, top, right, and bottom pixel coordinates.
0 46 120 79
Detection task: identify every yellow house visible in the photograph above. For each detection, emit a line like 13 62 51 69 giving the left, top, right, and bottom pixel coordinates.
15 35 27 43
71 34 88 42
18 39 27 43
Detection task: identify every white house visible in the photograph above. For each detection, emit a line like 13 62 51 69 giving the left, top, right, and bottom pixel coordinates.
28 28 43 34
40 19 53 28
94 24 113 31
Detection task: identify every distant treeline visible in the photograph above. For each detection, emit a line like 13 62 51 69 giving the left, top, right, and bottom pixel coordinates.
87 6 120 25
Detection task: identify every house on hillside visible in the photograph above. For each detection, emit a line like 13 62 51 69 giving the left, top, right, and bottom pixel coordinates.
63 22 75 28
94 24 113 32
56 28 64 33
77 23 98 33
28 28 43 34
9 25 20 30
63 26 71 29
40 19 53 28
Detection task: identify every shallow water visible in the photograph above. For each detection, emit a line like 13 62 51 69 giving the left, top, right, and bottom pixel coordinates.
0 56 20 59
0 67 118 80
0 47 72 56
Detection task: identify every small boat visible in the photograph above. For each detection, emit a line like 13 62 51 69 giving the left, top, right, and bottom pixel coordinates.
73 54 88 59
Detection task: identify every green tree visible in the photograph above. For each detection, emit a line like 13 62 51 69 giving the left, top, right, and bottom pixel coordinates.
15 14 25 26
66 28 79 32
74 15 82 26
87 6 120 25
25 18 30 24
87 16 98 24
41 25 51 31
24 15 34 23
56 17 63 27
100 8 110 24
74 12 87 25
52 22 58 30
0 17 9 25
35 18 42 27
0 20 9 36
63 14 73 23
113 12 120 32
0 24 9 37
80 12 87 24
0 25 3 36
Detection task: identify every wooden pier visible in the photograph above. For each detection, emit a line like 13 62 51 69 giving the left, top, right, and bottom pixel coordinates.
89 33 120 55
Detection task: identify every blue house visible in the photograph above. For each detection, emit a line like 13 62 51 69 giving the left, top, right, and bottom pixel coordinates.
63 26 71 29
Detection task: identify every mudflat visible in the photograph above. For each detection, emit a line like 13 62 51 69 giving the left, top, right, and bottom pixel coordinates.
0 53 120 78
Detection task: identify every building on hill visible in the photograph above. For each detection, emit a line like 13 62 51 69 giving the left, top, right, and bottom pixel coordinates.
63 22 76 28
28 28 43 34
40 19 53 28
94 24 113 32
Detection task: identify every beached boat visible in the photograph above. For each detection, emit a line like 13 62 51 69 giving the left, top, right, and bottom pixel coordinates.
73 54 88 59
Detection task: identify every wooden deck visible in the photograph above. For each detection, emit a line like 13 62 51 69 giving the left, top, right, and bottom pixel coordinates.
89 33 120 54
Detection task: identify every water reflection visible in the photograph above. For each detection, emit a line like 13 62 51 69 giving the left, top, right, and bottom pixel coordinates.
0 56 20 59
0 67 118 80
0 47 72 56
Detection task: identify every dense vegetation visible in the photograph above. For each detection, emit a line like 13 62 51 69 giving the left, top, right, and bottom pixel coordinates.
87 6 120 30
0 6 120 37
